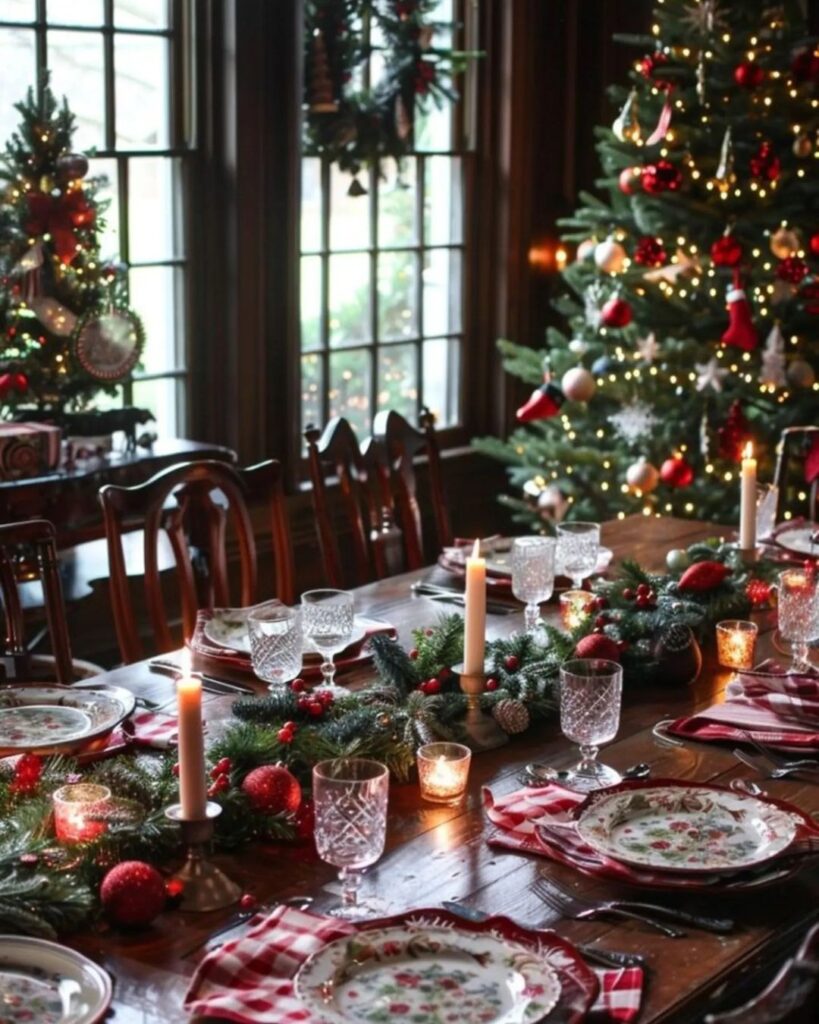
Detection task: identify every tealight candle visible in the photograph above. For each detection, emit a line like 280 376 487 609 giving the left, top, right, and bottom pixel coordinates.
559 589 595 630
417 742 472 805
716 619 758 670
52 783 111 843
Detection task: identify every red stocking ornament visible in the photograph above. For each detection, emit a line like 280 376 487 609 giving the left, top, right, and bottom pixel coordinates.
721 271 758 351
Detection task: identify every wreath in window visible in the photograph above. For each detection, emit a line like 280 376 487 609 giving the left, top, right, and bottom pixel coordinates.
303 0 479 191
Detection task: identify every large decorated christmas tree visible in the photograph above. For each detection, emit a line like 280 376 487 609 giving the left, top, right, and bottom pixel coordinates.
0 85 143 416
476 0 819 529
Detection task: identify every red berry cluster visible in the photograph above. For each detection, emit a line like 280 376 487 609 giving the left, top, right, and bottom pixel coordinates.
278 720 298 744
289 677 308 692
296 689 334 718
622 582 657 609
642 160 682 194
746 578 772 607
485 677 499 691
208 756 233 797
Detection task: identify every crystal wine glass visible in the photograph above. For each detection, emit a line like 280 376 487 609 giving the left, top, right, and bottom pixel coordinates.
511 536 556 635
301 589 355 691
559 658 623 791
312 758 389 919
777 568 819 672
556 522 601 589
247 604 303 690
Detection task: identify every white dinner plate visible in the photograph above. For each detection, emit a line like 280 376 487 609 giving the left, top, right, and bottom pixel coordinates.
773 523 819 557
204 607 366 658
0 685 136 756
0 935 112 1023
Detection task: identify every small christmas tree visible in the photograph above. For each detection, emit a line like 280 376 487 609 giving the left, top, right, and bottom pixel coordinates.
0 84 144 416
476 0 819 528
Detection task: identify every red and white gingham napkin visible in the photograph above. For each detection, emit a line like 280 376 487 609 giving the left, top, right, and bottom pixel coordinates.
184 905 642 1023
727 663 819 727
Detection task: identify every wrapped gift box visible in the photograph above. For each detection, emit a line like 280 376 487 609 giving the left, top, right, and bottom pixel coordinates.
0 422 62 480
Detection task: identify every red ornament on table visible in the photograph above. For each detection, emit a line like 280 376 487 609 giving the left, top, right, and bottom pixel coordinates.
10 753 42 795
677 560 730 593
641 160 683 194
721 273 758 351
734 61 765 89
749 141 780 182
574 633 621 663
777 256 809 284
710 235 743 268
101 861 167 928
660 454 694 488
633 236 667 267
600 295 633 327
516 381 564 422
241 764 302 815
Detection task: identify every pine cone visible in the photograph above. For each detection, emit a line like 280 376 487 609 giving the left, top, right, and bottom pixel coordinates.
492 698 531 735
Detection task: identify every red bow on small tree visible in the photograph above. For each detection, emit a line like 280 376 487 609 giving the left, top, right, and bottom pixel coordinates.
25 189 94 264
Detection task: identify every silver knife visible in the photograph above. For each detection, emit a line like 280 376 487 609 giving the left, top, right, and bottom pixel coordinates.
148 660 255 695
440 901 646 969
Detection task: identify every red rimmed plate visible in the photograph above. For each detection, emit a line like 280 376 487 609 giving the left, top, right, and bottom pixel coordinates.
296 908 599 1024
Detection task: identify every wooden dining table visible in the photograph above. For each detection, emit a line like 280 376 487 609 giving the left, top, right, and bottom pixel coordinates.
66 515 819 1023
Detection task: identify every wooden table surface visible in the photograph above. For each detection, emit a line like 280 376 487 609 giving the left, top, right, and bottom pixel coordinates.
67 516 819 1023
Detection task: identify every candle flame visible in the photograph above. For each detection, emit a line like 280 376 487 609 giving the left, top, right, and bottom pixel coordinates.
743 441 754 459
472 538 481 558
179 649 193 678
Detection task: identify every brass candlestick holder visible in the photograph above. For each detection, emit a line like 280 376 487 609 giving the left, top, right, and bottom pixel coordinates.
453 661 508 751
165 802 241 912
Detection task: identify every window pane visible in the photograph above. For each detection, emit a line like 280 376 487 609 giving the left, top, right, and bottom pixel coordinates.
114 0 168 30
423 248 462 336
129 157 181 261
0 1 34 22
47 0 103 26
301 157 322 252
329 164 369 251
128 265 183 374
0 28 35 144
423 337 461 426
132 376 178 440
115 33 169 148
329 252 370 348
378 343 417 420
424 156 462 245
47 30 105 150
301 255 322 352
378 251 416 342
89 158 121 260
378 159 416 247
329 349 371 437
415 92 452 152
301 353 323 436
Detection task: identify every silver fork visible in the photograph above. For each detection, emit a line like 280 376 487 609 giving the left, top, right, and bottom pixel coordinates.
534 876 685 938
733 748 819 781
740 732 819 771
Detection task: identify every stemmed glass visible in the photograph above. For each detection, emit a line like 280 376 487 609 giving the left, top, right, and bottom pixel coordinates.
301 589 355 691
511 536 556 635
559 658 623 792
312 758 389 919
247 604 303 690
556 522 601 589
777 569 819 672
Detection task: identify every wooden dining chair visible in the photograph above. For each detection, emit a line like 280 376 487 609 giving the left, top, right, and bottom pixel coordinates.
372 406 453 570
305 417 403 588
772 425 819 522
99 459 294 663
0 519 75 685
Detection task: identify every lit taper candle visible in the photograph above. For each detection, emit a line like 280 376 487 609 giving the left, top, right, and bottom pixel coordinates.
177 654 208 820
463 538 486 675
739 441 757 551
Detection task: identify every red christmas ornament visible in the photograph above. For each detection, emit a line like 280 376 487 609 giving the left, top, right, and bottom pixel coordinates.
809 233 819 257
100 861 166 928
516 381 564 422
749 141 780 182
717 401 750 462
639 50 670 88
721 274 758 351
641 160 683 194
574 634 621 663
799 280 819 314
414 59 436 95
633 236 667 267
660 454 694 488
791 48 819 84
734 61 764 89
710 235 743 268
10 753 42 795
241 765 302 815
504 654 520 671
618 167 641 195
777 256 809 284
0 372 29 399
600 295 633 327
678 560 730 593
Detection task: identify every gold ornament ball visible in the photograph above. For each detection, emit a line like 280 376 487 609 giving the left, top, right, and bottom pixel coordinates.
561 366 596 402
770 226 801 259
786 358 816 389
626 457 660 493
793 133 813 158
594 238 627 274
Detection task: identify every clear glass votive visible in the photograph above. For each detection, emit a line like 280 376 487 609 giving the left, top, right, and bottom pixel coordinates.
559 589 595 630
716 620 758 670
417 742 472 805
52 783 111 843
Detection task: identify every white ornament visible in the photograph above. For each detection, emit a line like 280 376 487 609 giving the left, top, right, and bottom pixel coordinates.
759 323 786 388
576 238 596 262
561 366 596 402
568 338 590 355
537 485 569 523
609 402 658 443
643 249 701 284
636 331 659 363
695 356 729 393
626 457 660 493
583 281 606 329
594 238 627 274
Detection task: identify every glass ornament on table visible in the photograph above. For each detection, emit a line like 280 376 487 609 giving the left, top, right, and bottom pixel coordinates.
510 536 556 636
556 522 601 589
247 604 303 691
559 658 623 792
312 758 389 919
300 589 355 694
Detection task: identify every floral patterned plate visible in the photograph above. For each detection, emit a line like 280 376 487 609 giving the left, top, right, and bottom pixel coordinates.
0 685 136 756
0 935 112 1023
575 781 799 874
295 912 590 1024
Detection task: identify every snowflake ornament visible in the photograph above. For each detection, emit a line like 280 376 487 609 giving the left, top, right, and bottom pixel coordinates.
681 0 726 35
636 331 659 363
609 402 659 443
583 281 607 329
695 357 729 393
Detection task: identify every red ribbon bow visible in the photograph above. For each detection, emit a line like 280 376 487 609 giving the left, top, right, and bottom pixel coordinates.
25 190 94 264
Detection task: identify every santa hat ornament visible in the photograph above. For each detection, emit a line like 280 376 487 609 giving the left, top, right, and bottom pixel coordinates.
721 271 758 351
516 380 565 422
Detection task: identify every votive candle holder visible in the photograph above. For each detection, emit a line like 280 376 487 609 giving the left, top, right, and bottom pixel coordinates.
715 620 758 670
559 589 595 630
52 783 111 843
417 742 472 805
